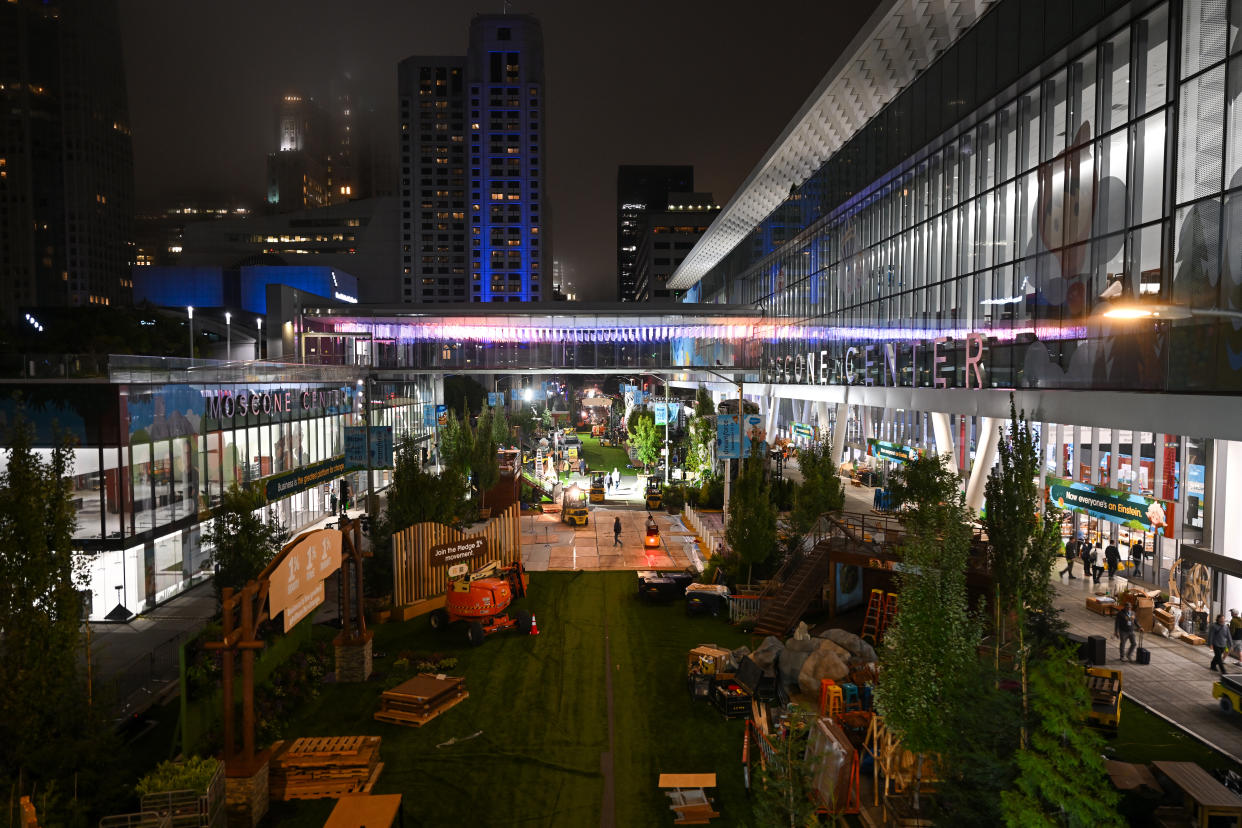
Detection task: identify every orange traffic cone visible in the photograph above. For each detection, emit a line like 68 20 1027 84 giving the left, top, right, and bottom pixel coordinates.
529 613 540 636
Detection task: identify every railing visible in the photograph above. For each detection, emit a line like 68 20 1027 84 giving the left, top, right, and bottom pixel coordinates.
729 593 768 624
683 504 726 558
98 627 193 720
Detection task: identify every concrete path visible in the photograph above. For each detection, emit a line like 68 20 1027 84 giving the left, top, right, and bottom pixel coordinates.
1050 562 1242 763
520 506 696 572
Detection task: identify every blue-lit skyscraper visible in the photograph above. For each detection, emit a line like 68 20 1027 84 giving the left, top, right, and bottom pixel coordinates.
398 13 547 304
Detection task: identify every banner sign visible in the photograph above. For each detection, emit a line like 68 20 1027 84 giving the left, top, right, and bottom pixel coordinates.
370 425 394 468
436 404 448 426
345 426 367 467
793 422 815 441
487 391 505 406
423 404 436 428
633 391 645 405
868 439 920 464
429 536 487 567
1046 476 1174 534
265 455 346 501
654 403 668 426
718 413 764 459
269 529 343 631
668 402 682 421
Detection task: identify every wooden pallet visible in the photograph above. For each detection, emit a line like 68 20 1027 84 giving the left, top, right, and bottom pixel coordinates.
374 674 468 728
269 735 382 801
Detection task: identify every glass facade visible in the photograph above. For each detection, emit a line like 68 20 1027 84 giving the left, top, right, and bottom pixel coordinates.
694 0 1242 396
0 359 434 620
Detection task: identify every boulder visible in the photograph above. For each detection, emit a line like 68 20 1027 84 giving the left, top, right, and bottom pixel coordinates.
785 635 818 653
817 628 878 663
727 646 751 672
813 638 852 661
798 648 850 695
750 636 785 671
779 647 812 687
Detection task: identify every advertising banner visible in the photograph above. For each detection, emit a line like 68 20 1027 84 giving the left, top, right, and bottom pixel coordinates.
264 456 346 501
269 529 343 631
1046 476 1174 534
487 391 505 407
717 414 741 459
668 402 682 421
370 425 394 468
423 404 436 428
654 403 668 425
436 404 448 426
634 391 645 405
793 422 815 441
344 426 367 467
868 439 920 464
429 536 487 567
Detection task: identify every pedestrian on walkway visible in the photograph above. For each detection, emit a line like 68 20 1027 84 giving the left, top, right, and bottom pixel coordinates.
612 467 620 490
1230 609 1242 663
1080 538 1093 580
1061 539 1078 579
1105 540 1120 579
1114 604 1137 662
1130 539 1145 579
1209 614 1232 674
1091 543 1104 584
613 516 622 547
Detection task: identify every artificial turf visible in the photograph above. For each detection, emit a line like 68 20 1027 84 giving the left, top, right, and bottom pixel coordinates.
265 571 753 827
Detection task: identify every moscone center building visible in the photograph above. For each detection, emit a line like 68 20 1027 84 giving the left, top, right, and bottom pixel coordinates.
666 0 1242 609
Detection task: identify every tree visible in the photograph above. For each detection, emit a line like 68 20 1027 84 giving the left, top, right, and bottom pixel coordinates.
0 416 116 823
443 375 487 415
876 453 980 811
751 704 826 828
491 405 511 447
791 439 845 536
684 386 716 481
203 482 289 604
628 409 661 470
438 407 474 473
369 433 472 596
1000 645 1123 827
470 407 500 506
725 438 778 587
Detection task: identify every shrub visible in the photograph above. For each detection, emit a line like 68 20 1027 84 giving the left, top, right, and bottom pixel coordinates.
136 756 221 797
699 478 724 509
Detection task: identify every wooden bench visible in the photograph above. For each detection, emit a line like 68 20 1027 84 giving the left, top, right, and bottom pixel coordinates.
1153 760 1242 827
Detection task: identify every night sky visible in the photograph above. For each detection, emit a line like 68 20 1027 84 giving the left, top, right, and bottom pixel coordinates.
118 0 881 300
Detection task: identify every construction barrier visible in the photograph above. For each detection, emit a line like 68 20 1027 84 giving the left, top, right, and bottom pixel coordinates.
391 502 522 607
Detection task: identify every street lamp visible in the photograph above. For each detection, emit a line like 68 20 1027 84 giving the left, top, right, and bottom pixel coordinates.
187 306 194 360
1101 301 1242 321
225 311 232 359
256 317 263 359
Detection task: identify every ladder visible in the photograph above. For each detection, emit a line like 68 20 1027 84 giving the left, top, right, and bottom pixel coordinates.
860 589 885 644
878 592 899 641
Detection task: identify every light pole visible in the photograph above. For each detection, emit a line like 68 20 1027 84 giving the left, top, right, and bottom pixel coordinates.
187 306 194 360
642 372 670 486
256 317 263 359
225 311 232 360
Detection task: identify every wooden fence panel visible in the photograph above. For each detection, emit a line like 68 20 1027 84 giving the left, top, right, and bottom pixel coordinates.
391 502 522 606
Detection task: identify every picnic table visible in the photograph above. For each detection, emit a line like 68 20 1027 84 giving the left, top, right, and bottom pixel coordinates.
1153 761 1242 827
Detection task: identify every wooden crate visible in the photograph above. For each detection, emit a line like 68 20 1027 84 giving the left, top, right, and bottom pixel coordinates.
269 735 383 801
374 674 468 727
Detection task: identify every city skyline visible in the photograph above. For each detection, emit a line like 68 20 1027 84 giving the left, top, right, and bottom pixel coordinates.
117 0 880 300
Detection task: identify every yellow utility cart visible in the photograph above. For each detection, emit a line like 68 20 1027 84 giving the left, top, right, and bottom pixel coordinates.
590 472 607 503
561 485 589 527
1085 666 1122 729
645 480 663 510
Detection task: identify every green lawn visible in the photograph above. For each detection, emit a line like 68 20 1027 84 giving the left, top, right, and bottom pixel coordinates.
577 435 632 476
265 571 752 827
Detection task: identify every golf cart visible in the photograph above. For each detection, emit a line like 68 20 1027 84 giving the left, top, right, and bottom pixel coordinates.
562 484 589 527
590 472 607 503
645 479 663 510
430 560 531 646
685 583 731 616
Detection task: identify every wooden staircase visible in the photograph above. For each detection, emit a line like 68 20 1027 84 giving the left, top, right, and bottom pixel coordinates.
753 542 833 637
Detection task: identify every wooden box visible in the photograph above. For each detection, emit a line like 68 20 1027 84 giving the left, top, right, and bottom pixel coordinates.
688 645 731 677
1086 597 1119 616
374 674 468 727
1184 634 1206 646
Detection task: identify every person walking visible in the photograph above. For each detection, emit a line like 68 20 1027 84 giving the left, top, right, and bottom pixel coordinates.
1209 614 1232 674
1091 543 1104 584
1114 604 1138 662
1230 609 1242 664
1130 538 1145 579
613 516 622 547
1061 538 1078 579
612 467 621 490
1105 539 1120 580
1079 537 1093 580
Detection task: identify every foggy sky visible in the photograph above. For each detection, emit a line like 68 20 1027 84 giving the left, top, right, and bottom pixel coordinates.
118 0 881 300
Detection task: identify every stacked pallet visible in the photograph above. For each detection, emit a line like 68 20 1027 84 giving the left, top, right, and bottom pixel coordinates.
268 736 383 801
374 674 468 727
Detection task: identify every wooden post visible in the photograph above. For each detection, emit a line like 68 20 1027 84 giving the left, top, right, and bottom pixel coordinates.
241 583 255 764
220 587 236 762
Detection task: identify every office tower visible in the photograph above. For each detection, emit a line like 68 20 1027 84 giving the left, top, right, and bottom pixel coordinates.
632 192 718 301
398 13 547 304
616 165 693 302
0 0 135 319
266 95 333 214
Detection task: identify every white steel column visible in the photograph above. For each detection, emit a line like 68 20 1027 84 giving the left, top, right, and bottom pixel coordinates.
831 402 849 465
1214 441 1242 612
965 416 1002 515
931 410 955 468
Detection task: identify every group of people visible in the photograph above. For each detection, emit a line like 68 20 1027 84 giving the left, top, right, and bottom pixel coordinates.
1060 536 1146 583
